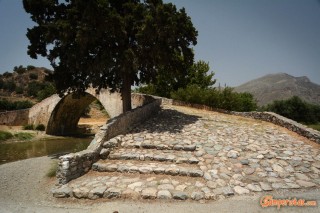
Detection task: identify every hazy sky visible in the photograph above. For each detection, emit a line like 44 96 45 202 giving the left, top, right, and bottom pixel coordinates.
0 0 319 86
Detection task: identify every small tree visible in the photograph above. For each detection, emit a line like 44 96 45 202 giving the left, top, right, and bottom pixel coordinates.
23 0 198 112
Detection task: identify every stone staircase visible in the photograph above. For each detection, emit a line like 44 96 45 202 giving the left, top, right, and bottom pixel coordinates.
53 137 217 200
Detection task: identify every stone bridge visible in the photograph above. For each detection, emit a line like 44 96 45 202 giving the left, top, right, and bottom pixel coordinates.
25 88 152 135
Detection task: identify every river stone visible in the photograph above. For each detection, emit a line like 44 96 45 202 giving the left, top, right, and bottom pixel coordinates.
296 180 316 188
272 164 284 173
234 186 249 194
141 187 157 199
99 148 110 159
52 185 72 198
244 168 255 175
88 186 107 200
172 191 188 200
189 170 204 177
259 182 272 191
246 184 262 192
122 189 140 199
240 159 249 165
191 191 204 200
103 187 122 198
227 150 239 159
157 190 172 199
295 173 310 181
73 187 90 199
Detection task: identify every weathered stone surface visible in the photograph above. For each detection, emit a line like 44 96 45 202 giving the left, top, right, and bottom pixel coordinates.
227 150 239 159
233 186 249 194
296 180 317 188
141 188 157 199
103 187 122 198
246 184 262 192
191 191 204 200
157 190 172 199
172 191 188 200
52 186 72 198
88 186 107 200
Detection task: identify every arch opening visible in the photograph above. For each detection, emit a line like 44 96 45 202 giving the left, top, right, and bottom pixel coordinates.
46 93 109 136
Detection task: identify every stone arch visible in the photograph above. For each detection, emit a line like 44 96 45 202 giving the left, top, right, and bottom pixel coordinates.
45 88 123 135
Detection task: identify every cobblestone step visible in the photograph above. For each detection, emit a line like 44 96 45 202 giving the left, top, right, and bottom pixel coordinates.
108 148 199 164
92 160 204 177
121 140 197 151
52 172 214 200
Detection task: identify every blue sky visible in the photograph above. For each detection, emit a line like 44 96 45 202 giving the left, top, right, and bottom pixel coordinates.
0 0 319 86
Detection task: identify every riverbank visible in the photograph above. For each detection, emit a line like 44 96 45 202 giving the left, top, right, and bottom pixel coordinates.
0 156 319 213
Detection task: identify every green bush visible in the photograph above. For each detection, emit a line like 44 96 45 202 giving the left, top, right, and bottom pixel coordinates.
262 96 320 124
27 65 36 70
0 99 33 111
170 85 257 112
29 73 38 80
35 124 46 131
23 124 34 130
14 65 27 74
0 131 13 141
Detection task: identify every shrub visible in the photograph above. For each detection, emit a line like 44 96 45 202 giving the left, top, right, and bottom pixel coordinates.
29 73 38 80
0 99 33 111
15 86 24 94
14 65 27 74
35 124 46 131
23 124 34 130
0 131 13 141
27 65 36 70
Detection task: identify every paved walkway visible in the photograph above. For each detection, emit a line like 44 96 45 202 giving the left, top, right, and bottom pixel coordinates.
53 105 320 201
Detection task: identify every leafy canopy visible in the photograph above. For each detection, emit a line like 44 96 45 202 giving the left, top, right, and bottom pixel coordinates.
23 0 198 111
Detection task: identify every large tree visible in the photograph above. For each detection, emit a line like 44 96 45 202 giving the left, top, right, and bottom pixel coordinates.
23 0 198 112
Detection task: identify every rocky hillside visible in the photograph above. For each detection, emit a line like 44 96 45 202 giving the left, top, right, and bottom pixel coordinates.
0 66 53 99
234 73 320 106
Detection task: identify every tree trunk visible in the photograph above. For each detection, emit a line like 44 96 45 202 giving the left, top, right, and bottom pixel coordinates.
121 73 132 113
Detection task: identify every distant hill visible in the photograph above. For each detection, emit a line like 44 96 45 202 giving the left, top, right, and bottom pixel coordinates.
234 73 320 106
0 66 54 100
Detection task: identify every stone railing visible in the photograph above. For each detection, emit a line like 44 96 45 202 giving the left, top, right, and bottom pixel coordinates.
230 111 320 144
160 98 320 144
56 95 161 184
0 109 29 126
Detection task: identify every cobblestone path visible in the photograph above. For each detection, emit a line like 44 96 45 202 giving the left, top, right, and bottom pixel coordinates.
54 105 320 201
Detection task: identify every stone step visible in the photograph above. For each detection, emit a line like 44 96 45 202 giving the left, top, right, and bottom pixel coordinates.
92 160 204 177
121 140 197 151
107 148 200 164
52 171 214 200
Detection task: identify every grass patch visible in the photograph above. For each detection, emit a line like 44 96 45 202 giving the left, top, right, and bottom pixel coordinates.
13 132 34 141
23 124 34 130
47 161 58 177
308 123 320 131
0 131 14 141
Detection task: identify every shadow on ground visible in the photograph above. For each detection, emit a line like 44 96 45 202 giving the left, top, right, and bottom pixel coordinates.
130 109 201 134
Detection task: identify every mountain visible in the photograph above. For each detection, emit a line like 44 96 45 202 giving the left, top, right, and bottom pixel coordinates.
234 73 320 106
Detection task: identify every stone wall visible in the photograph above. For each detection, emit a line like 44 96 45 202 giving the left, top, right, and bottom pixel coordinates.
0 109 29 126
56 95 161 184
160 98 320 144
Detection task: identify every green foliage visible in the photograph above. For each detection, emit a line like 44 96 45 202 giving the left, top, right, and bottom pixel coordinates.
171 85 257 112
36 83 56 101
307 123 320 131
46 161 58 177
262 96 320 124
14 132 34 141
13 65 27 74
23 0 198 112
29 73 38 80
0 99 33 111
2 72 13 78
15 86 24 94
27 65 35 70
0 131 13 141
35 124 45 131
137 60 216 98
23 124 34 130
2 80 16 92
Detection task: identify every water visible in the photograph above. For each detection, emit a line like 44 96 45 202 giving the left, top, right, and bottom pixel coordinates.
0 137 91 164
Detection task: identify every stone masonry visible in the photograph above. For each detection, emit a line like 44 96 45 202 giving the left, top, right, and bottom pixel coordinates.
52 105 320 201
